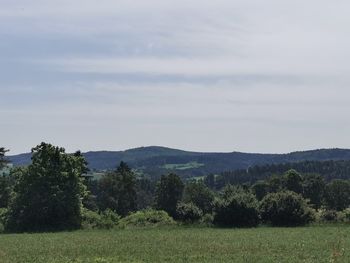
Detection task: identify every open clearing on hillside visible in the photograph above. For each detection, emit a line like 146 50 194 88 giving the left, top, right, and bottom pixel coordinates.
0 226 349 263
161 162 205 170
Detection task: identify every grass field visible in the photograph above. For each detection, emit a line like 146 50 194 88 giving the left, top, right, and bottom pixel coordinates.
0 226 349 263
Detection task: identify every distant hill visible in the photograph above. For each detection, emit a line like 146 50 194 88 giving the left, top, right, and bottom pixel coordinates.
217 159 350 187
7 146 350 179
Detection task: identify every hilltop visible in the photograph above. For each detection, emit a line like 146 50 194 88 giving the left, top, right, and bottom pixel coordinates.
8 146 350 179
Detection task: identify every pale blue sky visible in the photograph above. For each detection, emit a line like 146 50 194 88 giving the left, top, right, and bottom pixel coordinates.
1 0 350 154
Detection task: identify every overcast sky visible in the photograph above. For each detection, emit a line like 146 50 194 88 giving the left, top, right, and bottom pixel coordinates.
1 0 350 154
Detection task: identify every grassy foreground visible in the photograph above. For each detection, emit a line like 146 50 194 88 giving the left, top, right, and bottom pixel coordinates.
0 226 349 263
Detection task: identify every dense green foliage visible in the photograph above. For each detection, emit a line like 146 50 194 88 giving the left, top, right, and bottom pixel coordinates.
155 174 184 218
135 177 156 210
176 202 203 223
260 191 315 226
97 162 137 216
119 209 175 227
0 147 9 169
182 180 214 214
2 226 350 262
302 174 326 209
4 142 350 232
9 147 350 179
218 159 350 187
213 186 259 227
6 143 87 232
81 209 120 229
0 175 12 208
324 179 350 211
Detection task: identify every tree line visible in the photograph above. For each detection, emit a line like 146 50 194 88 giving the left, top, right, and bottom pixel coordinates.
214 160 350 187
1 143 350 232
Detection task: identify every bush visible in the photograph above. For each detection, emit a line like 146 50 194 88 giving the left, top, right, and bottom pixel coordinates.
260 191 315 227
119 209 176 228
0 208 7 223
213 188 259 227
316 208 350 223
342 208 350 222
81 209 120 229
318 209 339 223
200 213 214 226
0 208 7 233
182 181 215 214
176 202 203 223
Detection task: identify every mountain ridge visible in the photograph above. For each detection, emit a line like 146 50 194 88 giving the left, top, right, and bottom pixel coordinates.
7 146 350 179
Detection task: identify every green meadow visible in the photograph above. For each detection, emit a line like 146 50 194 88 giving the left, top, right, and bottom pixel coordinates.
0 225 349 263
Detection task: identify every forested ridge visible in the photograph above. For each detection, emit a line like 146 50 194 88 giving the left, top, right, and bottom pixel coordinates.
2 143 350 233
216 160 350 188
8 147 350 179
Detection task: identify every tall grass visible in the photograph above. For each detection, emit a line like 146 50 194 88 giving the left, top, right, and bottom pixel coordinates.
0 226 349 262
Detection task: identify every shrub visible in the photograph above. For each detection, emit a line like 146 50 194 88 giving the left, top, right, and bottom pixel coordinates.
0 208 6 233
182 181 215 214
342 208 350 222
316 208 350 223
260 191 315 227
200 213 214 226
176 202 203 223
81 209 101 229
0 208 7 224
119 209 176 228
81 209 120 229
318 209 339 223
213 187 259 227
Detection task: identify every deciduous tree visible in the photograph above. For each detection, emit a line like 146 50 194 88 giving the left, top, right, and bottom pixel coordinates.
6 142 87 232
155 173 184 218
97 161 137 216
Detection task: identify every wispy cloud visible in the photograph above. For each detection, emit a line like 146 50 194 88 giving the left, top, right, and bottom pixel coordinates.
1 0 350 154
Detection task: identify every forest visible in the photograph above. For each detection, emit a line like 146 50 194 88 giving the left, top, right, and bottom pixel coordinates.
1 142 350 233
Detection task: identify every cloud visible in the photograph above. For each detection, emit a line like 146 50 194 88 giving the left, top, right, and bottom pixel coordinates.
1 0 350 154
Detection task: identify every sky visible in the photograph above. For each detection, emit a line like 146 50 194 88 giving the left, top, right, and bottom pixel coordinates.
1 0 350 154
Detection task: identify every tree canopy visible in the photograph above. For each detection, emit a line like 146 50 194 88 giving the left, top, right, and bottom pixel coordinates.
6 142 87 232
0 148 9 169
155 173 184 218
97 161 137 216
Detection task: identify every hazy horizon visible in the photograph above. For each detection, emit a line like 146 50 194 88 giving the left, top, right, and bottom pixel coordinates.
7 144 350 156
2 0 350 154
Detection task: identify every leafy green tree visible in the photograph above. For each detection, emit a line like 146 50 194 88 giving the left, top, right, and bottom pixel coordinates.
136 177 155 210
97 162 137 216
0 176 12 208
251 180 270 201
73 151 89 174
82 179 99 212
324 180 350 211
6 142 87 232
0 150 15 208
283 170 303 194
302 174 326 209
155 173 184 218
213 186 259 227
176 202 203 223
267 175 283 193
183 180 214 214
260 191 315 227
0 148 8 169
73 151 99 212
